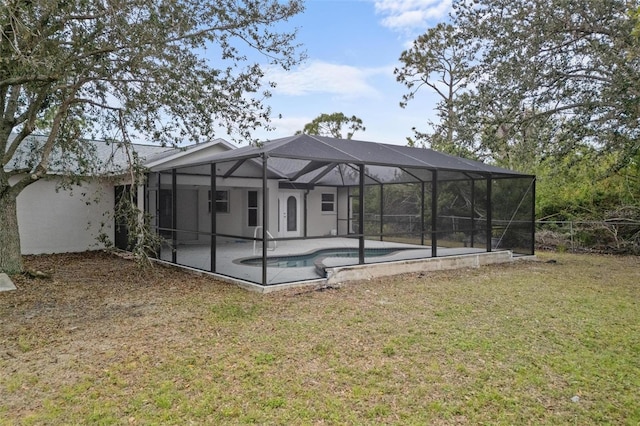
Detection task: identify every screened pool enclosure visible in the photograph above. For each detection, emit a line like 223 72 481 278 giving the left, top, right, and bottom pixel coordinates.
144 135 535 287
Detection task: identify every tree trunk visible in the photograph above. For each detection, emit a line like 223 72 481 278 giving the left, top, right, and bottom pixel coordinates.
0 190 23 274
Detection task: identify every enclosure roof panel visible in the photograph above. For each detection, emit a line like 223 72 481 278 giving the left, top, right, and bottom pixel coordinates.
164 134 532 180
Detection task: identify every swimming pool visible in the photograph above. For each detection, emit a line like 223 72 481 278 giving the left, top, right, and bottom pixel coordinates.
239 247 410 268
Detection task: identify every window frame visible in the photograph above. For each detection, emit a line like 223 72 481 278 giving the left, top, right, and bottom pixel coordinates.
321 192 335 213
248 190 258 227
208 190 230 214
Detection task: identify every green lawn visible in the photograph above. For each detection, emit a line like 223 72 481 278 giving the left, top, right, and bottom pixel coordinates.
1 251 639 424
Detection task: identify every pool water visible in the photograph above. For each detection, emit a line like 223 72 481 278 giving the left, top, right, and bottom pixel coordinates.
240 247 408 268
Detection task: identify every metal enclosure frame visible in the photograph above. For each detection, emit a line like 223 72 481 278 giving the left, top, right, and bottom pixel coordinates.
146 135 536 286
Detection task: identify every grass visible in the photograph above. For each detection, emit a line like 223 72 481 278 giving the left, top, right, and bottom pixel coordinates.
0 251 639 424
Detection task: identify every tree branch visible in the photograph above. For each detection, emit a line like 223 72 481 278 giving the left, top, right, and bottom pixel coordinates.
0 74 58 88
2 85 21 124
31 83 83 179
3 85 53 165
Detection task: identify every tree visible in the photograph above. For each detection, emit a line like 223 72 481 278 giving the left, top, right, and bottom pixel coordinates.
395 23 475 157
297 112 365 139
452 0 640 235
395 0 640 251
452 0 640 166
0 0 304 274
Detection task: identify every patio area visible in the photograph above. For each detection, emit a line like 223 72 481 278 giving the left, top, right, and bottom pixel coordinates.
158 237 497 289
145 135 535 290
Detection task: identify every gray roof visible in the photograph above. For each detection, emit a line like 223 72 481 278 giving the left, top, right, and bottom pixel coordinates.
5 134 182 176
166 134 532 185
7 133 533 185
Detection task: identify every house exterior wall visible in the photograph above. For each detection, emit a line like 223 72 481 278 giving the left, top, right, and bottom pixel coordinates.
195 187 211 241
337 187 350 235
14 176 114 255
306 188 338 237
195 186 258 240
176 188 198 241
147 170 350 243
147 173 277 242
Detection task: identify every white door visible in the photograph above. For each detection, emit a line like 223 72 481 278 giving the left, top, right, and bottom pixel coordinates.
279 192 301 238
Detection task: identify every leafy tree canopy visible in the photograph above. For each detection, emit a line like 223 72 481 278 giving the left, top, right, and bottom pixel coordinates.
0 0 304 273
398 0 640 168
454 0 640 166
397 0 640 248
395 23 475 157
296 112 365 139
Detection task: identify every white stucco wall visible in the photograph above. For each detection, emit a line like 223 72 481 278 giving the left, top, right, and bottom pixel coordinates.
337 187 350 235
306 188 339 237
195 186 249 240
147 173 276 241
147 169 351 242
14 177 114 255
176 188 198 241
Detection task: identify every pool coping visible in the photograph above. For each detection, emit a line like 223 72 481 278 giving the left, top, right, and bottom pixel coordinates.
323 250 515 285
154 250 518 293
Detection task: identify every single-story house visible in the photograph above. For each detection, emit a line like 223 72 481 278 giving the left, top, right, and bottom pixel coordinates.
9 135 234 254
8 134 535 290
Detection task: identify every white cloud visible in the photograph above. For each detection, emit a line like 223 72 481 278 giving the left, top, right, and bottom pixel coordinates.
374 0 452 32
265 115 309 138
265 61 388 99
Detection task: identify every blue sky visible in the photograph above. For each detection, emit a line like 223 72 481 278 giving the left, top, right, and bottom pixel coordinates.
249 0 452 146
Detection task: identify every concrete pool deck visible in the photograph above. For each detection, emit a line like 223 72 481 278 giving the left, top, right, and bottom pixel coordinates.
157 238 517 292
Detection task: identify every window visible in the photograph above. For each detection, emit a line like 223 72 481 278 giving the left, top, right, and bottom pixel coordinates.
208 190 229 213
321 193 335 212
248 190 258 226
